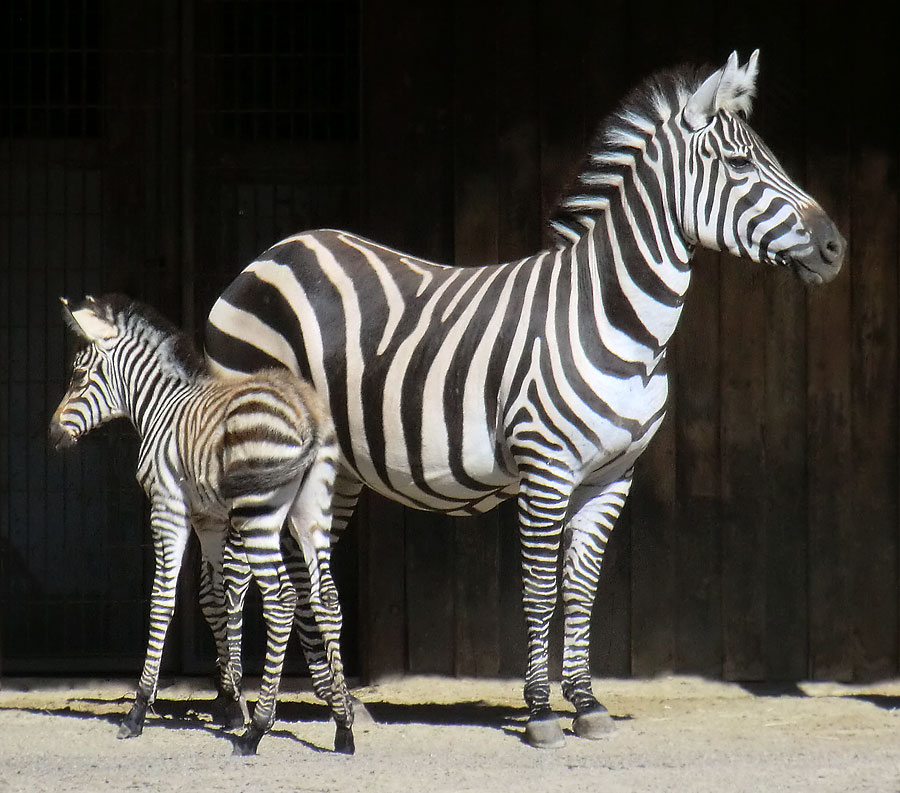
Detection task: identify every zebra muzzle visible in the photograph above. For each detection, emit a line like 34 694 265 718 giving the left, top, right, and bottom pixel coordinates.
48 421 77 451
789 209 846 285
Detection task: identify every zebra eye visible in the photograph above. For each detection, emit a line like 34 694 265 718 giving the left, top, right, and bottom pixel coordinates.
725 155 754 171
72 367 89 386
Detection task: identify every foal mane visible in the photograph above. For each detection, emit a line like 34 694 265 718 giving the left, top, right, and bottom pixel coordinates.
94 294 208 380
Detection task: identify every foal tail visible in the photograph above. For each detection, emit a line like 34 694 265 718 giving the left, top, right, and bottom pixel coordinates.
219 369 329 500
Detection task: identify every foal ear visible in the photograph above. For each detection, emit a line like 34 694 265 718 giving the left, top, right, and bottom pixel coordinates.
61 296 119 343
683 49 760 130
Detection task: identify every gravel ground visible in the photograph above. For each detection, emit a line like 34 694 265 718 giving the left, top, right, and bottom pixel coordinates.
1 675 899 793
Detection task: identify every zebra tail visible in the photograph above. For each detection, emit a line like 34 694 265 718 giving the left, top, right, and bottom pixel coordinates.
220 434 319 501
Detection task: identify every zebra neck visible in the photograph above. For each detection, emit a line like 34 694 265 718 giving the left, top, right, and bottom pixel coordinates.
121 357 195 441
573 193 694 372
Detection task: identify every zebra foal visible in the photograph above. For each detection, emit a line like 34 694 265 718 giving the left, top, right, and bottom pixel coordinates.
206 52 845 747
48 294 355 756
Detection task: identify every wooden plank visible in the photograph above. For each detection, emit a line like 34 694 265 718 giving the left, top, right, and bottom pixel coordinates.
791 0 852 681
621 15 685 678
405 512 455 675
673 250 722 676
848 149 898 679
497 501 526 678
805 146 853 681
450 0 502 679
715 5 768 685
581 2 637 683
758 35 809 682
496 0 541 265
357 491 407 681
493 0 539 682
453 516 501 677
591 504 632 677
537 0 588 251
360 0 452 258
360 0 454 678
630 420 676 676
719 261 767 681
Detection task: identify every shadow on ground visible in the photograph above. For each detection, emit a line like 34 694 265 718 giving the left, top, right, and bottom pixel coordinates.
0 693 632 749
737 682 808 698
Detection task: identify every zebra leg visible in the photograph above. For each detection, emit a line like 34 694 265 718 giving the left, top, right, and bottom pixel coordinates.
119 501 190 739
230 498 297 757
284 536 333 701
284 538 371 737
286 476 372 727
223 526 252 729
517 480 570 749
287 458 356 754
560 474 633 739
195 521 245 730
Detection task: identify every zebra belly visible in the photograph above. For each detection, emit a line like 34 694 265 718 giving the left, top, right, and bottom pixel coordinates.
346 444 520 516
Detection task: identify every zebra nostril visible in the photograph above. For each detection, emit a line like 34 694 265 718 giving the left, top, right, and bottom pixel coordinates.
820 234 845 264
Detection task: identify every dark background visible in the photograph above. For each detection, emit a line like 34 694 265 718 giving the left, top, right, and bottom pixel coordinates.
1 0 897 684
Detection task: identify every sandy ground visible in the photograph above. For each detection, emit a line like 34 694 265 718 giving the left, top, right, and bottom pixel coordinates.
0 675 899 793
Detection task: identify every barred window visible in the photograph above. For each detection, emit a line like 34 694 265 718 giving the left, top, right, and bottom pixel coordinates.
200 0 359 143
1 0 102 138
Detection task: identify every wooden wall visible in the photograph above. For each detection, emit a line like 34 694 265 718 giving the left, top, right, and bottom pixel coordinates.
353 0 900 683
2 0 898 683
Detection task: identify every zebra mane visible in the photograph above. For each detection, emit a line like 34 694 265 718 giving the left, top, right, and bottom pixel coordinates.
549 61 755 245
84 294 207 380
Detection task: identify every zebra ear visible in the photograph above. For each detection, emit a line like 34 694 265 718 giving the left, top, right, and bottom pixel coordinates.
683 50 759 130
62 297 119 343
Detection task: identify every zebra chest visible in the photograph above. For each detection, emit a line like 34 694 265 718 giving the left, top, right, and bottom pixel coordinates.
556 369 671 485
135 433 225 511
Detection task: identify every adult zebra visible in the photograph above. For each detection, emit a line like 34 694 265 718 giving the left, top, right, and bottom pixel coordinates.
205 52 845 747
49 295 354 756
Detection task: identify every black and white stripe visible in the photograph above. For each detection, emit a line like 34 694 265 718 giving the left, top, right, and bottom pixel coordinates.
205 52 845 746
49 294 354 756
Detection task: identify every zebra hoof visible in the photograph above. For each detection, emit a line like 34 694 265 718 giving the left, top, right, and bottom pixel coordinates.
349 696 375 727
231 725 264 756
524 714 565 749
573 707 615 739
334 725 355 755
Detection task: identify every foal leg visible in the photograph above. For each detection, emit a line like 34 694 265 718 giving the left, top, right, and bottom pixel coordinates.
283 535 334 703
119 500 190 738
230 493 297 756
223 526 253 728
195 519 245 729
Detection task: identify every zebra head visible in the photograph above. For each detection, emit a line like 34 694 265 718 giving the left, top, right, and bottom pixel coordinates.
49 296 126 451
679 51 845 284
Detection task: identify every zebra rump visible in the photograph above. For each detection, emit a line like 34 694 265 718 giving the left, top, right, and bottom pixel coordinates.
220 370 324 501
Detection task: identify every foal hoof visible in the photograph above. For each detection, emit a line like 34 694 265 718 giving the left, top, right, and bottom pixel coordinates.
573 707 615 739
334 725 355 755
524 714 565 749
117 715 144 739
231 726 264 757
